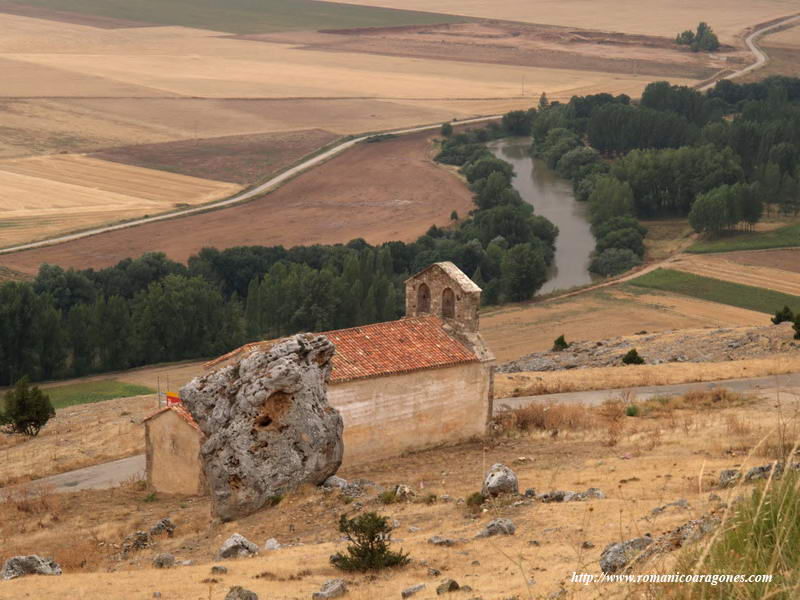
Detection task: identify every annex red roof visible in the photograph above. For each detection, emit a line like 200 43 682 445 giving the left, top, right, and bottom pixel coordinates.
325 316 478 383
144 402 202 433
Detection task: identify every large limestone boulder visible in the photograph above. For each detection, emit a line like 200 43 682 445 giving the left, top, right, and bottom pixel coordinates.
481 463 518 497
182 334 344 521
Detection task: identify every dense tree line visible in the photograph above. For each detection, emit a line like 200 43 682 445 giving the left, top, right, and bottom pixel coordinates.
0 115 559 385
676 22 720 53
526 76 800 273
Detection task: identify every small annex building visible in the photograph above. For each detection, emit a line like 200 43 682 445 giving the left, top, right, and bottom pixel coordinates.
145 261 494 494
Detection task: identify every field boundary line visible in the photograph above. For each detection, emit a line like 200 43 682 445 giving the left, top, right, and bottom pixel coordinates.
0 115 501 256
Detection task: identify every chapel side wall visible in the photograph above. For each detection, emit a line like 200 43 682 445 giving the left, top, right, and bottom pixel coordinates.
146 411 205 496
328 362 490 465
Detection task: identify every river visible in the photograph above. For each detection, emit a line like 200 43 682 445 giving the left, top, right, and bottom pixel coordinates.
489 138 597 295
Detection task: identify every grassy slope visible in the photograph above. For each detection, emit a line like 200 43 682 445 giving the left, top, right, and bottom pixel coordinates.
11 0 463 33
45 380 154 409
688 223 800 253
628 268 800 314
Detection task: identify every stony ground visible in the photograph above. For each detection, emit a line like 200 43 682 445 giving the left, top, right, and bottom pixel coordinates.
499 322 798 373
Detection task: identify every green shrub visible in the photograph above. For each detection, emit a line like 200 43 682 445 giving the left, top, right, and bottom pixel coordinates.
773 305 795 325
440 122 453 137
552 334 569 351
330 512 409 572
0 376 55 437
622 349 645 365
794 315 800 340
590 248 642 277
422 493 437 505
625 404 640 417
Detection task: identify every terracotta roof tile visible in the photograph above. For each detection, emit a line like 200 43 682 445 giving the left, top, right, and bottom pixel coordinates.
144 402 202 433
325 316 478 383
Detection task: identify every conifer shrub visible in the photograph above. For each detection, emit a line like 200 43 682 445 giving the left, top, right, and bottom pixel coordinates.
1 376 55 436
330 512 409 572
622 349 645 365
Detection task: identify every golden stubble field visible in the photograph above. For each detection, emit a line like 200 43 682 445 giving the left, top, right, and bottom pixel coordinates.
326 0 799 43
1 386 797 599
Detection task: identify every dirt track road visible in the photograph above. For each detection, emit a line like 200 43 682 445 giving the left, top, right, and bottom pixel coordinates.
7 371 799 494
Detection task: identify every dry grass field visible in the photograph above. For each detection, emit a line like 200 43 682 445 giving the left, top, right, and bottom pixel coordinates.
0 155 241 247
740 22 800 81
669 252 800 297
327 0 799 43
480 287 766 363
1 386 798 598
0 131 475 270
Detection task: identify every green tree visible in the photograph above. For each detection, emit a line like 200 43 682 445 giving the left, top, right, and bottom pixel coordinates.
330 512 409 572
589 248 642 277
772 305 795 325
622 349 645 365
502 110 532 136
538 92 549 110
501 243 547 302
440 122 453 137
552 335 568 351
66 303 95 376
587 176 635 226
1 376 55 437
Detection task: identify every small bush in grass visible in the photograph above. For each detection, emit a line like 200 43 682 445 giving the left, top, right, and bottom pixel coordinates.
622 349 645 365
330 512 409 572
450 210 459 221
1 376 55 437
422 493 437 505
440 122 453 137
465 491 485 513
670 470 800 599
625 404 640 417
552 334 569 351
772 305 795 325
378 489 398 505
794 314 800 340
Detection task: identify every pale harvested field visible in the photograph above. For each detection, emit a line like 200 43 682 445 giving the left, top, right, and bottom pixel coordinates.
0 131 475 270
327 0 799 43
1 388 797 598
0 155 241 247
481 287 766 363
670 253 800 296
720 248 800 274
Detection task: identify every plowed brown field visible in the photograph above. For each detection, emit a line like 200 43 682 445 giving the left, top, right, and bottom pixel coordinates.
670 253 800 296
0 131 474 271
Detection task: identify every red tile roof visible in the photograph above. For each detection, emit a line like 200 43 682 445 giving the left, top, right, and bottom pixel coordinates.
144 402 202 433
325 316 477 383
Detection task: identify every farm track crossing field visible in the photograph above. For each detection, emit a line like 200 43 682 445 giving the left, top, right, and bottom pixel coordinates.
670 253 800 297
0 155 241 247
2 0 465 34
0 131 476 271
628 268 800 315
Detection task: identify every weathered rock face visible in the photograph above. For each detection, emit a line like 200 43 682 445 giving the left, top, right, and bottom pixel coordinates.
600 536 653 574
182 334 344 521
1 555 62 580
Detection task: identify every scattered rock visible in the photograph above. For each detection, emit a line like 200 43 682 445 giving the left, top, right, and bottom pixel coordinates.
481 464 518 497
394 484 416 500
719 469 741 487
402 584 426 598
211 565 228 575
600 537 653 574
312 578 347 599
120 531 152 556
636 515 720 566
428 536 457 547
650 498 689 516
149 518 176 538
180 560 194 566
323 475 348 489
476 518 516 538
218 534 260 559
540 488 605 503
1 555 62 580
524 488 536 498
720 462 800 488
264 538 281 551
152 553 175 569
436 579 460 594
181 334 344 521
225 586 259 600
428 567 442 577
581 541 595 549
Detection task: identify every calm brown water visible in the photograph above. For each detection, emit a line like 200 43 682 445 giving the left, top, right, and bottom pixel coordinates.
489 138 598 294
